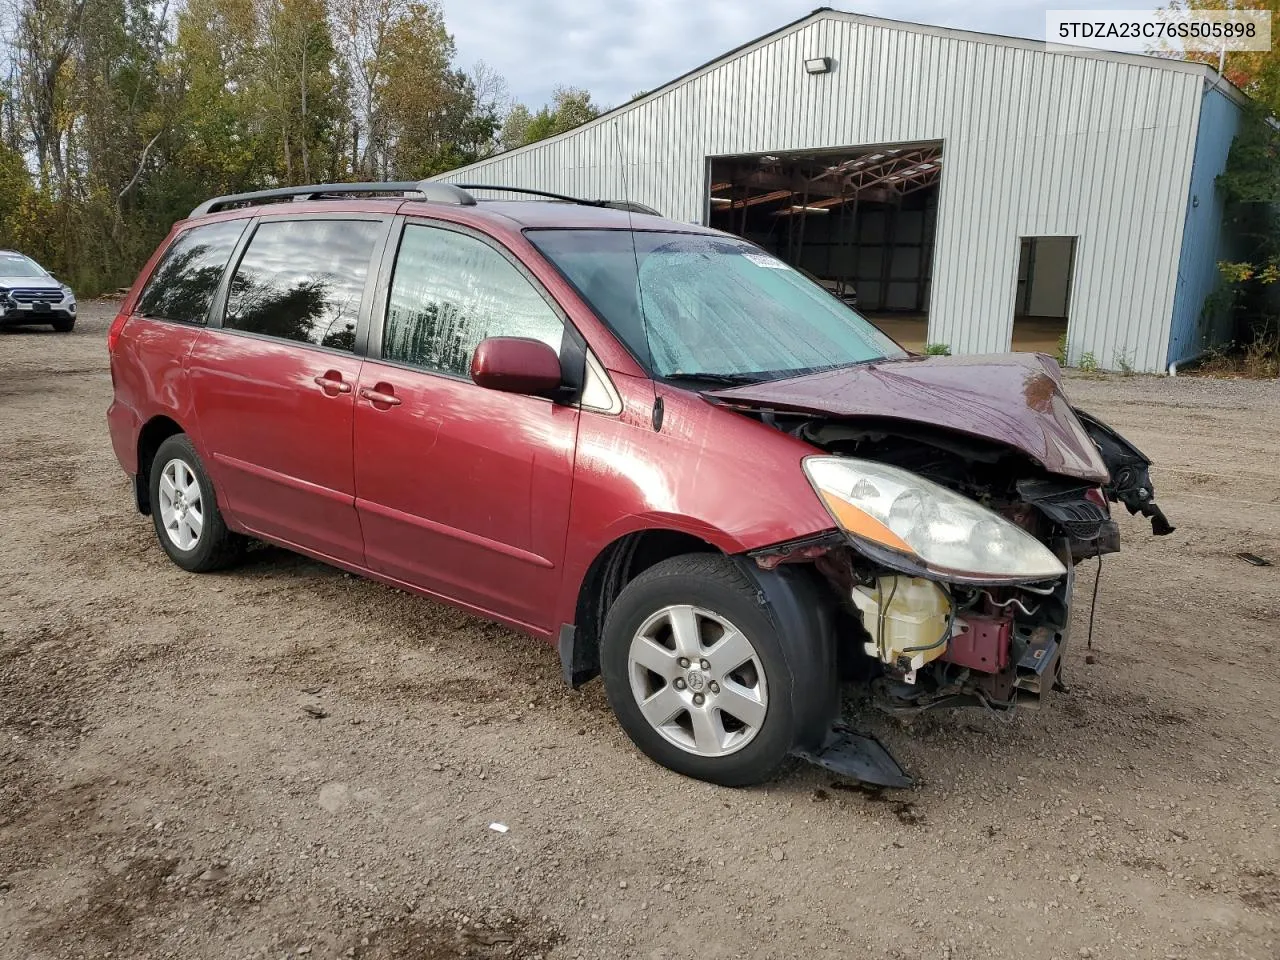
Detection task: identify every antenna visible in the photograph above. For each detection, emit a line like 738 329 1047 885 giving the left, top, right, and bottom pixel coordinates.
613 119 656 374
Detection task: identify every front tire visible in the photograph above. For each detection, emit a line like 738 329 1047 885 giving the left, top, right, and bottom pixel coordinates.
149 434 245 572
600 554 817 787
51 317 74 332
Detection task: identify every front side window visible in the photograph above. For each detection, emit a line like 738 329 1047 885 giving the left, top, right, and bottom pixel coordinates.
383 224 564 377
137 219 247 324
528 229 906 382
224 219 381 352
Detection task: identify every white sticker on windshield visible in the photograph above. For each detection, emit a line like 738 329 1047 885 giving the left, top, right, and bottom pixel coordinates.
742 252 789 269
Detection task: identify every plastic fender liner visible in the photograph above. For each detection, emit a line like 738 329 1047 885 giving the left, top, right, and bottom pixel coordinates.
558 624 596 689
1074 408 1175 536
728 556 839 753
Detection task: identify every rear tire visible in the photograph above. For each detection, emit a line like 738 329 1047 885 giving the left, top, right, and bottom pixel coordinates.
52 317 74 332
600 554 818 787
149 434 245 572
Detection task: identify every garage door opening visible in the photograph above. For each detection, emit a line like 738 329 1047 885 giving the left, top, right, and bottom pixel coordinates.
706 143 942 351
1012 236 1075 355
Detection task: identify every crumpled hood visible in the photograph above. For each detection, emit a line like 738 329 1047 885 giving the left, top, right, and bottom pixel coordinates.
707 353 1109 482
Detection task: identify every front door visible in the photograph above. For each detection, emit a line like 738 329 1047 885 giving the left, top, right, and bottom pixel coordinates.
354 220 579 632
187 216 387 562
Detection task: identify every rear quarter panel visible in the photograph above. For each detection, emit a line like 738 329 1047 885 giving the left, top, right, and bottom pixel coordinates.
108 319 206 474
106 218 224 475
555 375 836 629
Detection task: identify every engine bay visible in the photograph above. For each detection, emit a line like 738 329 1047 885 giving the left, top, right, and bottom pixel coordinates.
745 406 1172 719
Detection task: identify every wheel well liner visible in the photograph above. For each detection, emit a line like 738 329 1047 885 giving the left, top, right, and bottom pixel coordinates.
135 415 184 515
560 530 718 687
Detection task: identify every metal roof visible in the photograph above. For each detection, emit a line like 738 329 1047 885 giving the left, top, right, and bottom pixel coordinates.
449 7 1249 175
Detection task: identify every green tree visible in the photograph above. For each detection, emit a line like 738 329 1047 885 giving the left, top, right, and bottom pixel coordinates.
171 0 269 196
502 85 600 149
262 0 343 182
0 0 522 294
0 134 38 250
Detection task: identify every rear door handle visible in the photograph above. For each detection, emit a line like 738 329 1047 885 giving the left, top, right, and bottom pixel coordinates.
359 384 402 407
314 372 352 395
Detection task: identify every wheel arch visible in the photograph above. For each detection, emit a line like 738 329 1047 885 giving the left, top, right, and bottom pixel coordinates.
135 415 186 515
559 528 720 688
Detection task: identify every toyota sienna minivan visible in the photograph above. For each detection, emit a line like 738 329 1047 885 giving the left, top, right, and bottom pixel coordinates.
106 180 1172 787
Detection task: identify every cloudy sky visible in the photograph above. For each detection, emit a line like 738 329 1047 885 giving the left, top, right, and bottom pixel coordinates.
439 1 1160 109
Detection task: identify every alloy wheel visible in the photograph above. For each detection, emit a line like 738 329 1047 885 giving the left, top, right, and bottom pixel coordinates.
627 604 769 757
157 457 204 551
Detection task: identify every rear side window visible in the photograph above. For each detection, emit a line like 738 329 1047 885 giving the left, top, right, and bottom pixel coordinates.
136 219 247 324
223 219 381 353
383 224 563 377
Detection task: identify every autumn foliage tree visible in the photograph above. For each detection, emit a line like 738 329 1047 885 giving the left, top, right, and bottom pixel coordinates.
0 0 597 293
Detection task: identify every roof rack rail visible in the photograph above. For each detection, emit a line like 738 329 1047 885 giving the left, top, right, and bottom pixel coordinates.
190 180 476 218
453 184 661 217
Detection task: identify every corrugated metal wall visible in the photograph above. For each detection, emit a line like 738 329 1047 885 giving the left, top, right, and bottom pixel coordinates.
441 13 1212 372
1167 86 1243 369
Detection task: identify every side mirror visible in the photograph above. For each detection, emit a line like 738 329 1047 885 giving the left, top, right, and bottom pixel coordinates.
470 336 563 398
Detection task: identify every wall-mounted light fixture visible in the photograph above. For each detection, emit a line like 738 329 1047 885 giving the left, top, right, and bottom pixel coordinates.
804 56 832 75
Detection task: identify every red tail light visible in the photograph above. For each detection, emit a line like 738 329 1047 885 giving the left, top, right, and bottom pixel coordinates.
107 311 129 354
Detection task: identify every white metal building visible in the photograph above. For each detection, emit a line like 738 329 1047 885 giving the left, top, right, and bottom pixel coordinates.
440 8 1247 373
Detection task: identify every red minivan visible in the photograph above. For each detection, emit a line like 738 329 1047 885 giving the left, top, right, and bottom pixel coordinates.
107 181 1171 787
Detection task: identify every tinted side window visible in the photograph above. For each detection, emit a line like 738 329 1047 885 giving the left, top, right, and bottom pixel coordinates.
224 219 381 352
137 219 247 324
384 224 564 377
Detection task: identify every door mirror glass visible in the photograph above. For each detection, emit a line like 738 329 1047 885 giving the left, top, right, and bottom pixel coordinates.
471 337 563 397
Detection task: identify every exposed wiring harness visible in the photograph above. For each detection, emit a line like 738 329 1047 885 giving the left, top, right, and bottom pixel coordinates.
1087 552 1103 650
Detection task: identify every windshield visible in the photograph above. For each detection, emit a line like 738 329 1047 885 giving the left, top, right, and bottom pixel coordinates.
0 253 47 279
527 229 905 381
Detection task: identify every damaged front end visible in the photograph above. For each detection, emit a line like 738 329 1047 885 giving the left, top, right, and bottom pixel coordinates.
725 366 1174 784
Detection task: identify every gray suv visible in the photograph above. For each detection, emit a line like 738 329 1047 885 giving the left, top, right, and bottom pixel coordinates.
0 250 77 332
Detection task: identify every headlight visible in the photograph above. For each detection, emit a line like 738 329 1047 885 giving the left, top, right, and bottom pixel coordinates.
803 456 1067 582
60 284 73 297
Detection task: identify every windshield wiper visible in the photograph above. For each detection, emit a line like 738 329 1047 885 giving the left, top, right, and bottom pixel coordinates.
665 372 763 387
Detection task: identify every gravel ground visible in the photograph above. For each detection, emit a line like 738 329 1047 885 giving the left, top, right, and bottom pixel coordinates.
1 302 1278 960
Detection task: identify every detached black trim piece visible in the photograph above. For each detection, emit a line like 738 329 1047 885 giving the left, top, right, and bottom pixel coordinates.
793 727 913 789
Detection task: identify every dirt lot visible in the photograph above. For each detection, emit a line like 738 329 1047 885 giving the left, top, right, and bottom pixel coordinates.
1 302 1278 960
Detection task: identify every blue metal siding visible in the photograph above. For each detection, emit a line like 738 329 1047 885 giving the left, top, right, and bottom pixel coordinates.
1168 85 1242 367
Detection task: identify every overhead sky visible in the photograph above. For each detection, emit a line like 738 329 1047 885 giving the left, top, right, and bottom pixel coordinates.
439 1 1162 109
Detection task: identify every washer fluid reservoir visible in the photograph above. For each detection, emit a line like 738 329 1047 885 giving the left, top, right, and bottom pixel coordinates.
850 576 950 680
